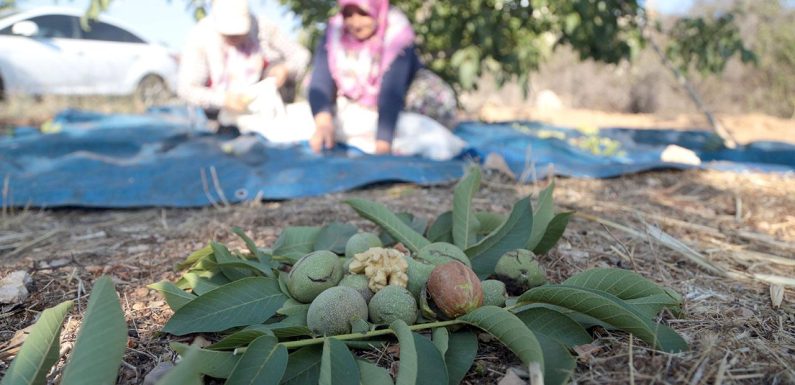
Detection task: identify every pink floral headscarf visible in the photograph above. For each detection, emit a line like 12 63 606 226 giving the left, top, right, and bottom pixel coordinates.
326 0 415 107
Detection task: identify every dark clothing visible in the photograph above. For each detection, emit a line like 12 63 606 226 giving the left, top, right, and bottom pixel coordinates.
308 34 422 144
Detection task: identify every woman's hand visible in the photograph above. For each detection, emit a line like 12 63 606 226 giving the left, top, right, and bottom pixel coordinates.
374 140 392 155
224 92 250 112
311 112 336 153
266 64 290 89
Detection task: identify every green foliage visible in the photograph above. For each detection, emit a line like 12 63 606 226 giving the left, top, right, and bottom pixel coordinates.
100 170 687 385
344 198 431 253
344 167 567 278
162 277 287 335
154 344 204 385
154 231 686 385
0 0 15 12
459 306 544 368
391 320 449 385
533 212 574 254
320 339 359 385
452 165 481 250
443 331 478 385
514 306 591 347
273 226 323 262
148 280 197 311
532 334 576 385
664 12 756 76
2 276 128 385
232 227 273 268
226 336 288 385
427 211 453 243
171 342 241 379
314 222 359 255
517 285 688 352
526 180 555 250
206 325 274 351
282 346 323 385
466 196 534 278
1 301 73 385
357 360 395 385
379 212 429 247
60 276 127 385
563 267 680 300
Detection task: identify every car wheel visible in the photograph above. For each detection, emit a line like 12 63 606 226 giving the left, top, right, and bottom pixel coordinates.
0 75 5 102
135 74 169 106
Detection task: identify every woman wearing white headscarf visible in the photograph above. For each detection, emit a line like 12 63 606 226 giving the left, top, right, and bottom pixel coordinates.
178 0 309 121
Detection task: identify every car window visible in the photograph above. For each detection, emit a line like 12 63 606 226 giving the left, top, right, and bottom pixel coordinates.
0 10 21 34
81 21 145 43
27 15 79 38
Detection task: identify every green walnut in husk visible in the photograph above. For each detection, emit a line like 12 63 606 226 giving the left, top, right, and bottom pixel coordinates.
426 261 483 318
405 242 471 299
287 250 344 303
495 249 546 294
345 232 382 259
368 285 418 325
416 242 471 267
307 286 368 336
338 274 374 303
405 257 435 298
481 280 508 307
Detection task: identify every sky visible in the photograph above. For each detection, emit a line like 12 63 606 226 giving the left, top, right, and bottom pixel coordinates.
12 0 696 50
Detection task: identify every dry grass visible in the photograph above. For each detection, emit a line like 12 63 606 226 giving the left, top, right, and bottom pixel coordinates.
0 95 157 132
1 168 793 384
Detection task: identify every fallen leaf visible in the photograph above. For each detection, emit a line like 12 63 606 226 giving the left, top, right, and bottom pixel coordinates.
484 153 517 179
134 287 151 297
574 343 602 362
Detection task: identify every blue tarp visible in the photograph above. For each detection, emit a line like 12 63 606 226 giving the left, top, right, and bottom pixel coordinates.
1 108 793 208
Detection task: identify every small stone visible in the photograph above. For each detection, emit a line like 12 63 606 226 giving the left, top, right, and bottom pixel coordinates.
143 362 174 385
133 287 150 297
497 369 525 385
0 271 32 304
127 245 150 254
39 258 72 269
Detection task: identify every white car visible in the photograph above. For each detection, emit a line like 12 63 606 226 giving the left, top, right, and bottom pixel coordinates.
0 7 177 104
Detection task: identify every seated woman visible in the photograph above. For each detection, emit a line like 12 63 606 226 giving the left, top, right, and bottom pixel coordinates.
308 0 465 160
178 0 310 133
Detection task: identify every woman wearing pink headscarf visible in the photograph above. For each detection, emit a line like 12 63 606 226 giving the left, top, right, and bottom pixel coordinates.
308 0 461 159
